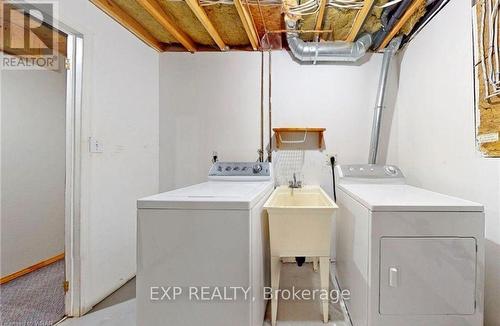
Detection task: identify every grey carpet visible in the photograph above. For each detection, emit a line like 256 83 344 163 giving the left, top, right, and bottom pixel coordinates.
1 260 65 326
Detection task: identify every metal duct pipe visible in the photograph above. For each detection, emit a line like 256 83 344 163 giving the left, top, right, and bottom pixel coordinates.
267 50 273 163
285 19 372 63
368 36 402 164
259 51 264 162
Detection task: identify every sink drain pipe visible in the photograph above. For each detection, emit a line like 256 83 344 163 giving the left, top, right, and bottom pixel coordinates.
368 36 402 164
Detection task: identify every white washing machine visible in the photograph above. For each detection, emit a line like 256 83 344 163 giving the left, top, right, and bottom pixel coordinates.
334 164 484 326
137 162 274 326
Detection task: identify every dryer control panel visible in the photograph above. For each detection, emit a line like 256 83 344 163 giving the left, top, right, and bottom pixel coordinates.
337 164 404 179
209 162 271 178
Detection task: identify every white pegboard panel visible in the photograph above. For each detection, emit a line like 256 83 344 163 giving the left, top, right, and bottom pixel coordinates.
273 150 305 186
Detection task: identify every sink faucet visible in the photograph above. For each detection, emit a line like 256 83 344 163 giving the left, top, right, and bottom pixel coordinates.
289 172 302 188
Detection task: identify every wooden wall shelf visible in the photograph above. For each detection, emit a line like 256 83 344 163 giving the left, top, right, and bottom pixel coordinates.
273 128 326 149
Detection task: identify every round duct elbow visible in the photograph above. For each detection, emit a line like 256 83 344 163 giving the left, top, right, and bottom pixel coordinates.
285 22 372 63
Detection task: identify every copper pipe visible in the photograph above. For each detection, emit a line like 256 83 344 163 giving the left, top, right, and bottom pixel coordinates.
255 0 267 31
259 51 264 162
256 0 269 49
243 0 261 47
267 49 272 162
266 29 334 34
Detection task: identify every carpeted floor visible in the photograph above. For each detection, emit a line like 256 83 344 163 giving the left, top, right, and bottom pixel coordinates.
1 260 65 326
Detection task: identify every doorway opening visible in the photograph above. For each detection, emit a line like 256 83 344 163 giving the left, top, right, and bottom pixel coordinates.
0 2 83 324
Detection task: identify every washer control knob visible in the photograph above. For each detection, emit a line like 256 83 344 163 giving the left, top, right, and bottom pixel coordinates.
217 165 223 172
385 165 397 176
225 166 232 171
252 164 263 174
233 166 240 171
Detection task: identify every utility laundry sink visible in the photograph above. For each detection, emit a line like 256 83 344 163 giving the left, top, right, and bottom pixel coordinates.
264 185 338 325
265 185 336 208
264 185 337 257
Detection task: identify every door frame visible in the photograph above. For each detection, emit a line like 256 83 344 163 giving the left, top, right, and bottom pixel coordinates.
63 31 83 317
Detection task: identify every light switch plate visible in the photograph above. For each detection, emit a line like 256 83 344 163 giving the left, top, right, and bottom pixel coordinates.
89 137 104 153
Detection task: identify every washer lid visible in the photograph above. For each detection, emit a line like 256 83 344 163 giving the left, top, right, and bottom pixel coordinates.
138 181 274 210
339 184 483 212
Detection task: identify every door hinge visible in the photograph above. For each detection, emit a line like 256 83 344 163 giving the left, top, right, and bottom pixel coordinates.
65 58 71 70
64 280 69 293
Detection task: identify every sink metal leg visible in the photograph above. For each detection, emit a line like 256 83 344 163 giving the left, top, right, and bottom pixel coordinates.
319 257 329 323
271 256 281 326
313 257 319 272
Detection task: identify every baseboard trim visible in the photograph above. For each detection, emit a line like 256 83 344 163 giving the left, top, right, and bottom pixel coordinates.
0 253 65 285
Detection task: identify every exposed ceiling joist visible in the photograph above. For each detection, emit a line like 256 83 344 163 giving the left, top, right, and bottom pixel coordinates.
314 0 328 41
90 0 165 52
136 0 197 52
88 0 443 53
184 0 227 51
346 0 376 42
378 0 425 50
234 0 259 50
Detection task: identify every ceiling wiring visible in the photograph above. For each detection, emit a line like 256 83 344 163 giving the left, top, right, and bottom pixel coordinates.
198 0 404 15
327 0 403 9
284 0 404 17
198 0 281 6
479 0 500 100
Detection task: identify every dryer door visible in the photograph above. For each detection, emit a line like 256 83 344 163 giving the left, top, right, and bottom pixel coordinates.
379 237 476 315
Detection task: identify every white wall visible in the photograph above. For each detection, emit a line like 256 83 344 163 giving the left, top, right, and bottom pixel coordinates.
159 51 399 195
1 67 66 277
159 52 261 190
394 1 500 325
55 1 159 313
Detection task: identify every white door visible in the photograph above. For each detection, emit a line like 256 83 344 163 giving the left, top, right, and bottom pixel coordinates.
379 237 476 315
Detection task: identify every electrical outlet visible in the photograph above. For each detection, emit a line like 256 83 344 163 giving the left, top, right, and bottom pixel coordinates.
89 137 104 153
212 151 219 163
325 153 337 166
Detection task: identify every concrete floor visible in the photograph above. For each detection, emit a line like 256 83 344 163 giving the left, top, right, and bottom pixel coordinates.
59 263 350 326
90 277 136 313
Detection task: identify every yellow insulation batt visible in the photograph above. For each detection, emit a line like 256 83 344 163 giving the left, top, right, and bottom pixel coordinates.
204 4 250 46
113 0 250 48
474 1 500 156
113 0 178 43
109 0 427 50
158 0 215 46
400 0 426 36
297 0 386 41
476 63 500 156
